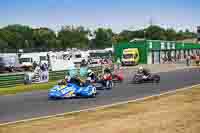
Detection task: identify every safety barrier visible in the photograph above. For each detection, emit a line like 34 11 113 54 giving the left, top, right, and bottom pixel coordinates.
0 66 104 88
0 74 24 88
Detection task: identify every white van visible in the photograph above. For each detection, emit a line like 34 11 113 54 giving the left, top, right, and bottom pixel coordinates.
20 52 48 68
71 51 89 64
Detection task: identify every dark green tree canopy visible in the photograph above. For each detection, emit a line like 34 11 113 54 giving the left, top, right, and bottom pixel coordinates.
58 26 89 48
0 24 197 52
92 28 113 49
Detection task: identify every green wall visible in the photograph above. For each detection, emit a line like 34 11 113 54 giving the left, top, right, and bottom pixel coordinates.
114 40 200 64
146 40 200 50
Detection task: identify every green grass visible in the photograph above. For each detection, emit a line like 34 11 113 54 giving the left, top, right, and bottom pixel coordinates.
0 81 57 96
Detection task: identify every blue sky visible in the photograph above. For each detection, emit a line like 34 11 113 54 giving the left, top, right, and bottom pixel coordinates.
1 0 200 32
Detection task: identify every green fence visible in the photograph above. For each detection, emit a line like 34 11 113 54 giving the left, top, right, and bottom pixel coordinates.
0 66 103 88
0 74 24 88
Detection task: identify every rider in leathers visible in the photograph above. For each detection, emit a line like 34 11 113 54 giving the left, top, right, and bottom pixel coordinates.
137 66 150 79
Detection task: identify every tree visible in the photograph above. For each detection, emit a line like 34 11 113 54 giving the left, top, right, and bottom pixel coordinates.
165 28 177 41
118 29 146 42
33 27 56 49
2 24 34 48
58 26 89 48
93 28 113 49
0 24 198 50
145 25 166 40
0 29 22 49
176 30 185 40
183 29 197 39
0 39 8 49
119 30 133 41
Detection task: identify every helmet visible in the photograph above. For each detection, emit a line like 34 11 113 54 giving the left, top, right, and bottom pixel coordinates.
65 75 69 80
65 75 71 83
58 80 66 85
139 66 143 71
87 69 93 75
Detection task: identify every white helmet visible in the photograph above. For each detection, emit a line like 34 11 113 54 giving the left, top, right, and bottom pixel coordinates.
65 76 69 80
87 69 93 76
139 66 143 71
88 69 92 73
65 76 71 82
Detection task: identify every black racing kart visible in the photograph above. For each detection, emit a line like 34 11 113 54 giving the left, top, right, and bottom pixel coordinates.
133 73 160 84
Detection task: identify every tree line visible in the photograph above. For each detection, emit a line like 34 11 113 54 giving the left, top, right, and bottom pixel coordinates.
0 24 197 51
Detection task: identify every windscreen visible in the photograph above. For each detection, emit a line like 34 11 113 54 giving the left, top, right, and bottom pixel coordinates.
40 56 47 61
75 54 81 58
123 54 133 59
20 58 31 63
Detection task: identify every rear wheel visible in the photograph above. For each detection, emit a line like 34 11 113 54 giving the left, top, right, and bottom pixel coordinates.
8 67 14 72
106 80 113 90
91 93 96 98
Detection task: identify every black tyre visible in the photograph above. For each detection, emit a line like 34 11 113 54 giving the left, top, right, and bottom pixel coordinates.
91 92 97 98
133 75 141 84
106 81 113 90
8 67 14 72
153 75 160 83
92 88 97 97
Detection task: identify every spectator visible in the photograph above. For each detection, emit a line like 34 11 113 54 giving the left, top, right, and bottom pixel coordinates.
186 55 190 66
116 58 121 70
34 65 41 82
40 63 45 71
33 61 37 70
196 55 200 66
80 59 87 67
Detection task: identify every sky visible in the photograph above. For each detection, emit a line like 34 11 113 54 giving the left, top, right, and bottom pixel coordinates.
1 0 200 33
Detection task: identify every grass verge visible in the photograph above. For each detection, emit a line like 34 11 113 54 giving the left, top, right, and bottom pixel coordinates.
1 86 200 133
0 81 56 96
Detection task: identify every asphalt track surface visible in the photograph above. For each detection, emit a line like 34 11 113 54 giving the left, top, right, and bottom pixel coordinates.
0 68 200 124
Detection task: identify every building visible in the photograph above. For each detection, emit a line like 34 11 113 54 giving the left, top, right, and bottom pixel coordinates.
114 40 200 64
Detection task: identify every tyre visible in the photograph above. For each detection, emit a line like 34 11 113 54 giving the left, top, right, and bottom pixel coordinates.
91 92 96 98
133 75 141 84
153 75 160 83
110 81 113 88
106 80 113 90
8 67 14 72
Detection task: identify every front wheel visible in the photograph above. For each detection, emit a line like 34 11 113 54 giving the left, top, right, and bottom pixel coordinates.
133 75 141 84
153 75 160 83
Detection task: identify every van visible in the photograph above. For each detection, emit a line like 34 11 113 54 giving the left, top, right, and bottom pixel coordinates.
71 51 89 65
20 52 48 69
122 48 139 66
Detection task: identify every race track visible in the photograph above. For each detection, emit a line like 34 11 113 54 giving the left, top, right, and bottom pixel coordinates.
0 68 200 123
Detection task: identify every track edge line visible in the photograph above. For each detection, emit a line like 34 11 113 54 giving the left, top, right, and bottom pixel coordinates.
0 83 200 127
